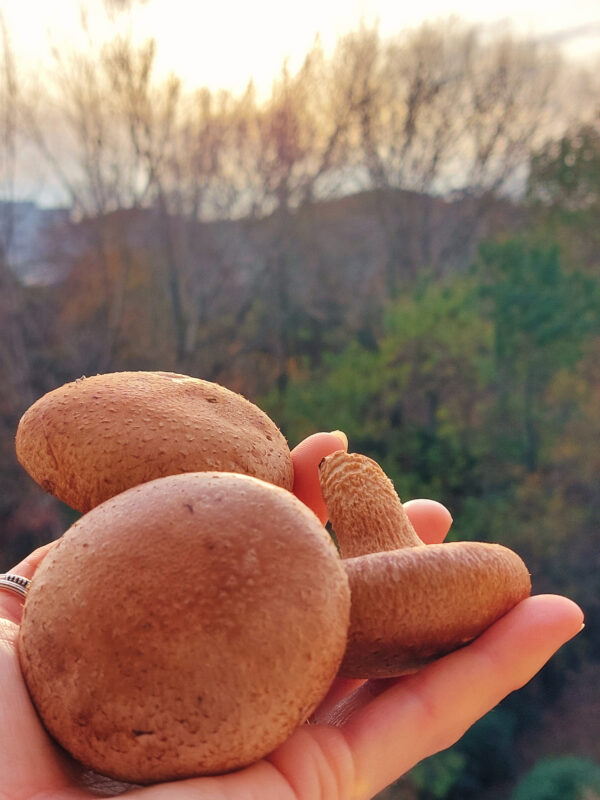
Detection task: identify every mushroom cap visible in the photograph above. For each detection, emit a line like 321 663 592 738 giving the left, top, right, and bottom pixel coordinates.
341 541 531 678
18 472 350 783
15 371 293 513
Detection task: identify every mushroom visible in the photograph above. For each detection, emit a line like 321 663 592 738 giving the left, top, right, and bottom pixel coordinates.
319 450 531 678
18 471 351 783
16 371 293 513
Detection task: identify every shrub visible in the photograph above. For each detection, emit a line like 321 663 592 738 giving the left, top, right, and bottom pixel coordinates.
512 756 600 800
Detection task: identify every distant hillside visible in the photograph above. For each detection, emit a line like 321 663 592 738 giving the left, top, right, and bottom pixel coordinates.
13 187 524 296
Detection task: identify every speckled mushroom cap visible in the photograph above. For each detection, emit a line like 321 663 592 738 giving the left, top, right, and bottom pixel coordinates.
16 371 293 512
319 451 532 678
342 542 531 677
18 472 351 784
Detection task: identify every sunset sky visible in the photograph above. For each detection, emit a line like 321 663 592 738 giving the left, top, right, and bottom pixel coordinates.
3 0 600 95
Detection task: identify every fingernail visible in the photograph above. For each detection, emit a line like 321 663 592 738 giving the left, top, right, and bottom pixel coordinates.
328 430 348 451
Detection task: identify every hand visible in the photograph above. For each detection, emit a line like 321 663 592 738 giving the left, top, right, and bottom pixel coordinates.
0 433 583 800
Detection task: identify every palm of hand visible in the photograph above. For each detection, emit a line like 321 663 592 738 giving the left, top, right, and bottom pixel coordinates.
0 434 583 800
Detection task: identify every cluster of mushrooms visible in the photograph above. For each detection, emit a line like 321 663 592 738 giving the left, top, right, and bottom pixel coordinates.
14 371 531 784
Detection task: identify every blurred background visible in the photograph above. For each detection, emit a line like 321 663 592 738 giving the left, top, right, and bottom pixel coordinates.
1 1 599 797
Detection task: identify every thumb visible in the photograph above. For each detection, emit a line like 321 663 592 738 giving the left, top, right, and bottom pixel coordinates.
291 432 348 524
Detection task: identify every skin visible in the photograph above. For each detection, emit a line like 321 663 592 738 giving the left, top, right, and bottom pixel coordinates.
0 432 584 800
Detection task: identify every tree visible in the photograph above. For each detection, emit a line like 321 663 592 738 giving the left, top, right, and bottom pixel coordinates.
527 117 600 271
21 28 162 372
232 41 355 393
475 237 599 473
340 21 565 292
0 18 64 569
512 756 600 800
0 12 34 411
528 120 600 212
24 21 244 374
267 275 490 506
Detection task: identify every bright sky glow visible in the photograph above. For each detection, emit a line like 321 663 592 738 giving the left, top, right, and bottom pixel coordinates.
3 0 600 96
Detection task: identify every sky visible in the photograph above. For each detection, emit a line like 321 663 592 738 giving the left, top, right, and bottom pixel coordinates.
2 0 599 205
2 0 600 96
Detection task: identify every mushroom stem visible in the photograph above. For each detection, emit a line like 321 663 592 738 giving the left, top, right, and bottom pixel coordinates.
319 451 423 558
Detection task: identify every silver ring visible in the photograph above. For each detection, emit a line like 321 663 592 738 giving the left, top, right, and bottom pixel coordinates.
0 573 31 599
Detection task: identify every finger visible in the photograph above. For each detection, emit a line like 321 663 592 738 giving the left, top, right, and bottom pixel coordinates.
338 594 584 800
291 432 348 523
0 541 58 625
404 499 452 545
11 541 58 577
0 538 82 795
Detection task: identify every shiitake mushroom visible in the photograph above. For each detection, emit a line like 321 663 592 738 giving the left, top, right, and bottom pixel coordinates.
319 451 532 678
18 472 351 783
16 371 293 513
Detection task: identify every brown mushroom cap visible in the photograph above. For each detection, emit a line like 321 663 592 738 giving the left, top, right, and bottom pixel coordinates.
319 451 532 678
342 542 531 677
16 371 293 512
18 472 350 783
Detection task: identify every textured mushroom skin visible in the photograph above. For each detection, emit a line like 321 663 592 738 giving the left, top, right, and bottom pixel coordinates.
15 372 293 512
319 451 422 556
342 542 532 678
319 450 532 678
18 472 350 783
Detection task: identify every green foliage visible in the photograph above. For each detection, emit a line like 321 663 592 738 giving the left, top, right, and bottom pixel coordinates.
268 275 491 507
454 708 519 793
405 708 519 799
527 119 600 272
270 242 600 581
512 756 600 800
474 237 599 472
476 238 597 376
528 123 600 214
409 750 467 799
